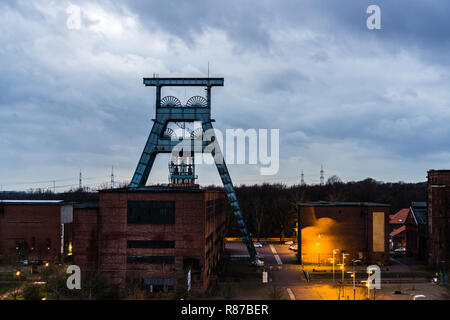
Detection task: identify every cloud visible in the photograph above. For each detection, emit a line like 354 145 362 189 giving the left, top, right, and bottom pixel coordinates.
0 0 449 190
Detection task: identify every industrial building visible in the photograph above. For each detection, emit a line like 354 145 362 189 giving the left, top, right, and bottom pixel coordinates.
297 201 390 266
405 202 428 260
427 170 450 267
389 208 409 250
73 187 226 293
0 200 73 262
389 202 428 260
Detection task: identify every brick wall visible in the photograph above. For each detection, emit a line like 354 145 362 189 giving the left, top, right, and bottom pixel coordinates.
0 204 62 261
72 206 99 274
95 188 226 293
299 204 390 265
427 170 450 267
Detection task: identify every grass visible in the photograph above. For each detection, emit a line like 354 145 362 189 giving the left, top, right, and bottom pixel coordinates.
0 281 22 296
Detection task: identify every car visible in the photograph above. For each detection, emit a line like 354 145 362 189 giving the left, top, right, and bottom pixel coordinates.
284 240 294 245
253 242 263 248
394 247 406 253
259 241 267 245
289 244 298 251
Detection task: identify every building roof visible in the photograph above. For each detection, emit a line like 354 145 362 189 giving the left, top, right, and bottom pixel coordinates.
390 225 406 237
99 186 220 194
0 200 64 204
298 201 390 207
410 202 427 225
389 208 409 225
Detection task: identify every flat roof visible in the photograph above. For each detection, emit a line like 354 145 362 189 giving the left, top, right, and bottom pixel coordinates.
99 186 218 193
298 201 391 207
0 200 65 205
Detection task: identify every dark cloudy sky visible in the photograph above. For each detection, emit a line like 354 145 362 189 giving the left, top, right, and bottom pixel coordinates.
1 0 449 191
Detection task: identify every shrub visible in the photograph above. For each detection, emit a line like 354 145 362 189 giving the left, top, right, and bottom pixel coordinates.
22 284 44 300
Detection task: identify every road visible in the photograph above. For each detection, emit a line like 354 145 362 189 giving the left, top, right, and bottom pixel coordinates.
224 241 449 300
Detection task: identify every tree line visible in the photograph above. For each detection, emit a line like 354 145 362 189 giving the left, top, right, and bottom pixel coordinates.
1 177 426 241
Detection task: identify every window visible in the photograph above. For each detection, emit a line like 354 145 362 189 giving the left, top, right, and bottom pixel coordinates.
127 240 175 249
127 201 175 224
143 278 174 293
127 256 175 264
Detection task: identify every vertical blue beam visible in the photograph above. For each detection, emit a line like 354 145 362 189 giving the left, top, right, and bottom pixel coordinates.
202 121 259 264
130 120 164 187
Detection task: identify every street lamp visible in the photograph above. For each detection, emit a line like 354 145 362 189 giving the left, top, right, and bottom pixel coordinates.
361 280 370 299
315 242 321 266
332 249 339 282
340 252 349 297
347 271 356 300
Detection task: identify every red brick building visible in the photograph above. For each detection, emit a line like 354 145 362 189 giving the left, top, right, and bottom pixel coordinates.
389 208 409 250
298 202 390 266
427 170 450 267
405 202 428 260
0 200 73 262
73 187 226 293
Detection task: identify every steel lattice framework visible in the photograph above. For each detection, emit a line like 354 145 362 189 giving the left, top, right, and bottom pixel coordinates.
130 77 262 266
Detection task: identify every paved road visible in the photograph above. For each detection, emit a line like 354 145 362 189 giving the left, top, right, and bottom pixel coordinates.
224 241 450 300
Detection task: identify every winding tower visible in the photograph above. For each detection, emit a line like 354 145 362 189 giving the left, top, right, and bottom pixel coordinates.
130 76 262 266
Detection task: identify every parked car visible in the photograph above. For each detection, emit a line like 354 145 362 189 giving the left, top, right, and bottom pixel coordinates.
259 241 267 245
394 247 406 253
253 242 263 248
284 240 294 245
289 244 298 251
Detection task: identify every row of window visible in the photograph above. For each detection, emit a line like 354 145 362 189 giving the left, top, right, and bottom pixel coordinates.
127 201 175 224
127 256 175 264
126 200 225 225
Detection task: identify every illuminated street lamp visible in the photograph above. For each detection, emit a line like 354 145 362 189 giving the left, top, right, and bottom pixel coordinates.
332 249 338 282
15 270 21 277
361 280 370 299
347 271 356 300
340 252 349 297
314 242 321 266
362 268 375 299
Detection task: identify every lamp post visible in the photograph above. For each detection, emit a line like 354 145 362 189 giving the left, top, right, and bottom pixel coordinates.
340 252 349 297
315 242 320 266
347 271 356 300
332 249 338 282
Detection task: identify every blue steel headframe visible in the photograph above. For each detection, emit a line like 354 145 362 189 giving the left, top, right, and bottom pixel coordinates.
130 77 262 266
